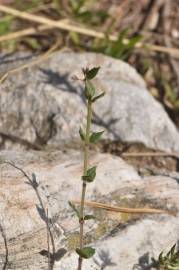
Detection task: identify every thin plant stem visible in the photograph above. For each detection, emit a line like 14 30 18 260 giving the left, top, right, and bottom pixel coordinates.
46 208 50 270
78 100 92 270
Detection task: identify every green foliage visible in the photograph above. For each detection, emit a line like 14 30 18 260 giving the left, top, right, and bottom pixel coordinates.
90 131 104 144
83 66 100 99
84 215 96 220
85 67 100 80
60 1 139 60
67 0 109 25
83 66 105 103
163 81 179 113
69 0 86 15
92 91 105 102
79 127 86 141
82 166 96 182
69 66 104 268
76 247 95 259
24 37 41 50
158 244 179 270
0 16 12 35
96 28 142 60
84 80 96 100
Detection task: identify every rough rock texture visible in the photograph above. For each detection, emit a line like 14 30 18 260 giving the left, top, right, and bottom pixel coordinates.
0 52 179 152
0 150 178 269
59 217 179 270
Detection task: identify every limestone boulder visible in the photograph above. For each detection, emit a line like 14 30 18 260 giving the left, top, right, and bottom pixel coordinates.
0 149 178 269
0 52 179 152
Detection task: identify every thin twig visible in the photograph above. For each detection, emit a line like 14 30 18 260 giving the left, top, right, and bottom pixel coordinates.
0 25 52 43
0 19 70 43
0 162 56 269
0 4 179 58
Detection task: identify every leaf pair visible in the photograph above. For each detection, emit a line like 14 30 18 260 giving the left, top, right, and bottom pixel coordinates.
83 67 99 100
84 80 96 100
79 128 104 144
84 80 105 102
83 67 105 102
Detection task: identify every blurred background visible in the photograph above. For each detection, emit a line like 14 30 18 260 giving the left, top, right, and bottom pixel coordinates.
0 0 178 127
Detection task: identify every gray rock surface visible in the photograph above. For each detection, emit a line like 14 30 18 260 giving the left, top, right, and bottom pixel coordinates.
0 149 178 269
0 52 179 152
59 216 179 270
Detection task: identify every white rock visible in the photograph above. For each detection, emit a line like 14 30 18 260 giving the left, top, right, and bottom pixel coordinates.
0 52 179 152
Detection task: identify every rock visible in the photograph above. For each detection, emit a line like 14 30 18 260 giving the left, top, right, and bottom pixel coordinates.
0 52 179 152
0 149 178 269
59 175 179 270
0 149 140 269
59 216 179 270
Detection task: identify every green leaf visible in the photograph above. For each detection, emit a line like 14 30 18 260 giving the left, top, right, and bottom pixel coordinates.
90 131 104 144
70 31 80 46
79 127 85 141
68 201 80 218
127 35 142 49
86 67 100 80
25 37 40 50
166 248 173 259
92 91 105 102
76 247 95 259
159 251 164 264
170 244 177 258
0 15 15 36
84 215 96 220
82 166 96 182
84 80 96 100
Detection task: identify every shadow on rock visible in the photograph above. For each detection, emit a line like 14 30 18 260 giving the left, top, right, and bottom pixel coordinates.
40 68 122 141
2 162 67 270
132 252 158 270
93 249 116 269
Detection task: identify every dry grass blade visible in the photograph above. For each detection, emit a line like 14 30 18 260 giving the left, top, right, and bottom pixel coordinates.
0 4 179 58
73 200 172 215
0 39 60 84
145 44 179 58
0 4 107 39
0 19 70 43
122 152 179 159
0 25 52 43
